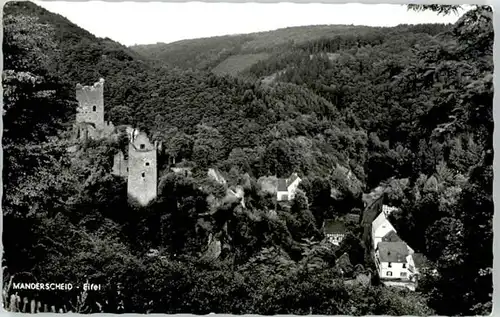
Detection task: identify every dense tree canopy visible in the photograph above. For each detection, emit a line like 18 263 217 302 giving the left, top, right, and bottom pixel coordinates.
2 2 493 315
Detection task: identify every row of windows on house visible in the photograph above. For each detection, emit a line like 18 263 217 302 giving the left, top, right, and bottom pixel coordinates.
375 257 409 269
388 262 407 268
376 259 415 277
386 271 407 277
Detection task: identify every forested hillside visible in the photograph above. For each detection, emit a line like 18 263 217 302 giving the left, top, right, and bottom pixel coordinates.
2 1 493 315
130 23 451 75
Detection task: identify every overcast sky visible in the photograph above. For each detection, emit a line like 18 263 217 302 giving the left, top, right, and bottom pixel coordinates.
35 1 466 46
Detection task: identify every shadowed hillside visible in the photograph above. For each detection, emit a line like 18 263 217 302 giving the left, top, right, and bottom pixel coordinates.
3 1 493 315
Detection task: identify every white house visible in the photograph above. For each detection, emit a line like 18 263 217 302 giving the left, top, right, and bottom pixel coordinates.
371 205 418 291
371 207 398 250
276 173 301 201
374 241 417 290
324 219 348 246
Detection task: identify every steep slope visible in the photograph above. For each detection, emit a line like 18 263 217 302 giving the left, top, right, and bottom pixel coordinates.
130 23 451 76
3 1 356 173
129 25 378 74
3 2 493 315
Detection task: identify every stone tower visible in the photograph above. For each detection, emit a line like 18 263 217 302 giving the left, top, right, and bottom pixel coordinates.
76 78 105 130
127 129 158 206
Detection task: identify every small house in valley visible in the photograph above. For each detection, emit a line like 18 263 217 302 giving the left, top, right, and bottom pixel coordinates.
371 205 399 250
324 219 348 246
276 173 301 201
369 203 419 291
374 241 417 290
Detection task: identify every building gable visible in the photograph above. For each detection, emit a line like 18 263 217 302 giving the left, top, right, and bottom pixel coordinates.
286 173 299 187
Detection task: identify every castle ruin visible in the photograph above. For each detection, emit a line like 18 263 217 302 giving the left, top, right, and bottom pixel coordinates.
74 78 115 141
74 78 160 206
112 128 160 206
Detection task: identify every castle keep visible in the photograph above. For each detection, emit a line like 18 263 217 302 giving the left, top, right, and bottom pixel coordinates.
74 79 160 206
74 78 115 141
111 129 160 206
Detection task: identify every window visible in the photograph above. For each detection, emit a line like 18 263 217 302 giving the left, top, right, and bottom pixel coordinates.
403 263 406 268
386 271 393 277
140 144 145 149
388 262 392 268
400 272 407 277
145 162 150 166
92 106 96 112
126 167 129 172
141 172 145 178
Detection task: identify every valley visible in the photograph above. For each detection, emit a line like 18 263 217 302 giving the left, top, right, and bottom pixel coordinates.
2 2 494 315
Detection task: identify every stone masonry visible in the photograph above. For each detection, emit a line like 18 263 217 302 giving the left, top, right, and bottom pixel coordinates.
74 78 160 206
74 78 115 141
126 129 159 206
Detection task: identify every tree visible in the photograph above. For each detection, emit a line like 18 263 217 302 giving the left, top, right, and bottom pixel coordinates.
192 124 225 169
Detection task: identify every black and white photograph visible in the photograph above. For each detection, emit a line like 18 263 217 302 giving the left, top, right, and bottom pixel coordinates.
2 1 494 315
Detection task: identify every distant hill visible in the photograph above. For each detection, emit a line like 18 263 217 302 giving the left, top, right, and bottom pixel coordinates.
130 23 451 76
3 1 493 315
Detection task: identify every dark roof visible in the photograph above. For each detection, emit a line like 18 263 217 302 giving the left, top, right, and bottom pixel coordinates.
324 219 348 234
277 179 288 191
377 242 409 263
361 195 384 226
412 253 429 269
382 230 403 243
277 173 300 191
287 173 299 186
345 213 360 224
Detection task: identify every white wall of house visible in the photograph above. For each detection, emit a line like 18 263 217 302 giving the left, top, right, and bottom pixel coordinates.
372 215 397 249
277 190 290 201
370 204 419 291
326 233 345 246
276 177 301 201
287 178 301 200
374 253 416 281
382 205 398 215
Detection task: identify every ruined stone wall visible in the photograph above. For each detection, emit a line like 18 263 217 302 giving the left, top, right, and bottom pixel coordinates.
127 131 157 206
112 150 128 177
72 122 97 142
101 121 115 139
71 79 160 206
75 78 105 130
